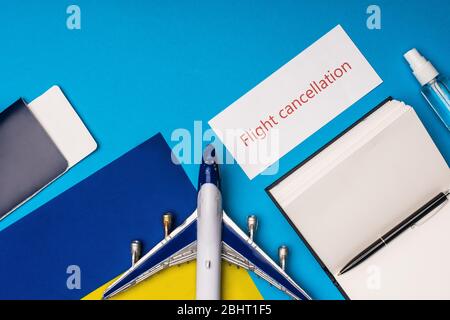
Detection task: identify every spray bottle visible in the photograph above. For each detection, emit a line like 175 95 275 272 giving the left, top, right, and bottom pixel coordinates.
404 48 450 130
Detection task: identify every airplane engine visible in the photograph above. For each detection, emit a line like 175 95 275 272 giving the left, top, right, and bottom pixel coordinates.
247 215 258 241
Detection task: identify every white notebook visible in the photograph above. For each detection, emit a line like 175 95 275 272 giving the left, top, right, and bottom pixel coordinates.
267 99 450 299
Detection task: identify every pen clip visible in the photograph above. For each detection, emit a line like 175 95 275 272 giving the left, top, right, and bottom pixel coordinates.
412 195 448 228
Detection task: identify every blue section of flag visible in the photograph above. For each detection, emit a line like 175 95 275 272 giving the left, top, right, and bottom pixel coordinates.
0 133 196 299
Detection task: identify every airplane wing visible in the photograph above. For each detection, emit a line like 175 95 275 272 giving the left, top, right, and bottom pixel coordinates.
102 211 198 299
222 213 312 300
103 210 311 300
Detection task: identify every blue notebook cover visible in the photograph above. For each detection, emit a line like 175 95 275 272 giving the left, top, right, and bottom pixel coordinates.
0 133 196 299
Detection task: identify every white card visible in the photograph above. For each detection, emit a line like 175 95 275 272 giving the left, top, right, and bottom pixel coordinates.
28 85 97 168
209 25 382 179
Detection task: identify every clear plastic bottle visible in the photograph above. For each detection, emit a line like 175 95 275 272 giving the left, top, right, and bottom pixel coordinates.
404 49 450 130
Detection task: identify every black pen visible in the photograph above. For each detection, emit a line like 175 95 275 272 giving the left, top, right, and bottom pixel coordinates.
339 190 450 276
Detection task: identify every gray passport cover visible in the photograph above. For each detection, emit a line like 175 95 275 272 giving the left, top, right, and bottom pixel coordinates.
0 99 68 219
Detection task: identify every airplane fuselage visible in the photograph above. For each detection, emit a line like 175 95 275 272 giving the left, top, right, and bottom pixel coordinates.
196 182 223 300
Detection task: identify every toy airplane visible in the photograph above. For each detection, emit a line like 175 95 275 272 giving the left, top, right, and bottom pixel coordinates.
103 145 311 300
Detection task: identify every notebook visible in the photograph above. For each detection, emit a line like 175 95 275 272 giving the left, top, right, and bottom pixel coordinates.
0 86 97 220
267 99 450 299
0 133 197 299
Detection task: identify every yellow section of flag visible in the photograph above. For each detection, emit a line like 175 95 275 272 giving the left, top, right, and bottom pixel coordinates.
83 261 263 300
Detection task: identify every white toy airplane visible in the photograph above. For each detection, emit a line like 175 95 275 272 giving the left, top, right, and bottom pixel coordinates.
103 145 311 300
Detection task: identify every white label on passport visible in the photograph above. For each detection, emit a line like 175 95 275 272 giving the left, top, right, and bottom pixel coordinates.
208 25 382 179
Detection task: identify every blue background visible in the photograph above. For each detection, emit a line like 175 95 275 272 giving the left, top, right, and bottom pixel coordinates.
0 0 448 299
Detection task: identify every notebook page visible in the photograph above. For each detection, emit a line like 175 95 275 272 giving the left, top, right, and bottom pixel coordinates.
338 192 450 299
270 100 404 205
271 105 449 276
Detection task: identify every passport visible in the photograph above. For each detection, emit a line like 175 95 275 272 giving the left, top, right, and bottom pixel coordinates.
0 86 97 220
0 98 67 218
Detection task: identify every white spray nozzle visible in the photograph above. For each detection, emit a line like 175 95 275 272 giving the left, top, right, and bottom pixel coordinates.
404 48 439 86
404 49 427 69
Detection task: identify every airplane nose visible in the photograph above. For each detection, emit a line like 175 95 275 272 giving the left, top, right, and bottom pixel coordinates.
198 145 220 190
203 144 216 165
